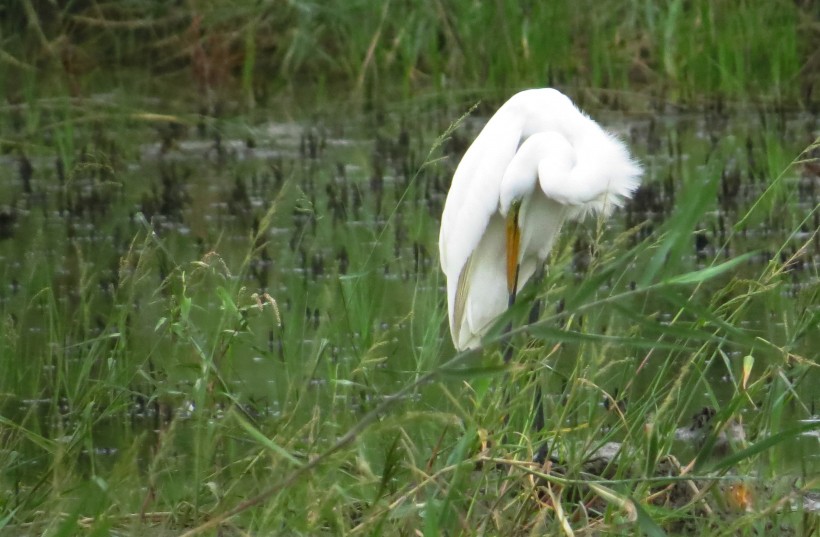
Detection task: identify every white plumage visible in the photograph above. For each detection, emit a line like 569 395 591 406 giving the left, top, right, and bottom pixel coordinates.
439 88 642 350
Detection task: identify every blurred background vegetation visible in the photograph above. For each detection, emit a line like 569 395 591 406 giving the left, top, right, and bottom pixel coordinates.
1 0 818 108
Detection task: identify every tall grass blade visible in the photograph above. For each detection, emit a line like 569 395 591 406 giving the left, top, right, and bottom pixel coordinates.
663 252 755 285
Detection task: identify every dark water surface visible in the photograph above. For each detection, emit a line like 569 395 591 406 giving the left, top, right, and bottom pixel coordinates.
0 94 817 485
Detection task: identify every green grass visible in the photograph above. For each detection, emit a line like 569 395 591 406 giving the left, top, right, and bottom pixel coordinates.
0 0 816 107
0 81 817 536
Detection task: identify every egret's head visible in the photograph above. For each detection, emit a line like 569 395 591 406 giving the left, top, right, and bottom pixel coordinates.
499 132 575 215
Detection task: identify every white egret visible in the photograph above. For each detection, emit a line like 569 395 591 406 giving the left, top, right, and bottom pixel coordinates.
439 88 642 351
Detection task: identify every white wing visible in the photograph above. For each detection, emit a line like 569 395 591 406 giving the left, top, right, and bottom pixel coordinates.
439 102 524 348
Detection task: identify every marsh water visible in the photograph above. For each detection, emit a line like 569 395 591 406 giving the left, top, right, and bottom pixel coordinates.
0 93 818 486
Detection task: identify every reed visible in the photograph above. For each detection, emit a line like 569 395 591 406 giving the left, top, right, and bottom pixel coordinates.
0 1 814 106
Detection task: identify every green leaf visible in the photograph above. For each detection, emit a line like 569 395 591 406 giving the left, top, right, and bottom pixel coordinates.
609 302 723 343
0 508 17 530
655 289 760 348
662 252 756 285
692 393 748 471
527 325 695 351
588 482 637 521
435 426 477 532
217 286 239 318
438 364 509 378
180 295 192 322
633 499 668 537
640 165 721 287
704 420 820 473
234 413 304 468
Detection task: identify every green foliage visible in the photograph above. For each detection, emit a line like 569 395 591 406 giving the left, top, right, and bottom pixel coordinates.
0 0 816 105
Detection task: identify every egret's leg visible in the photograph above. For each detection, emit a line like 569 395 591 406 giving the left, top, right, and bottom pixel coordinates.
525 265 547 432
532 384 545 432
502 263 520 362
527 265 545 323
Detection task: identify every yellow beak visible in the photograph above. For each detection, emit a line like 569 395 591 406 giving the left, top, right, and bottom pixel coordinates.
505 204 521 304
